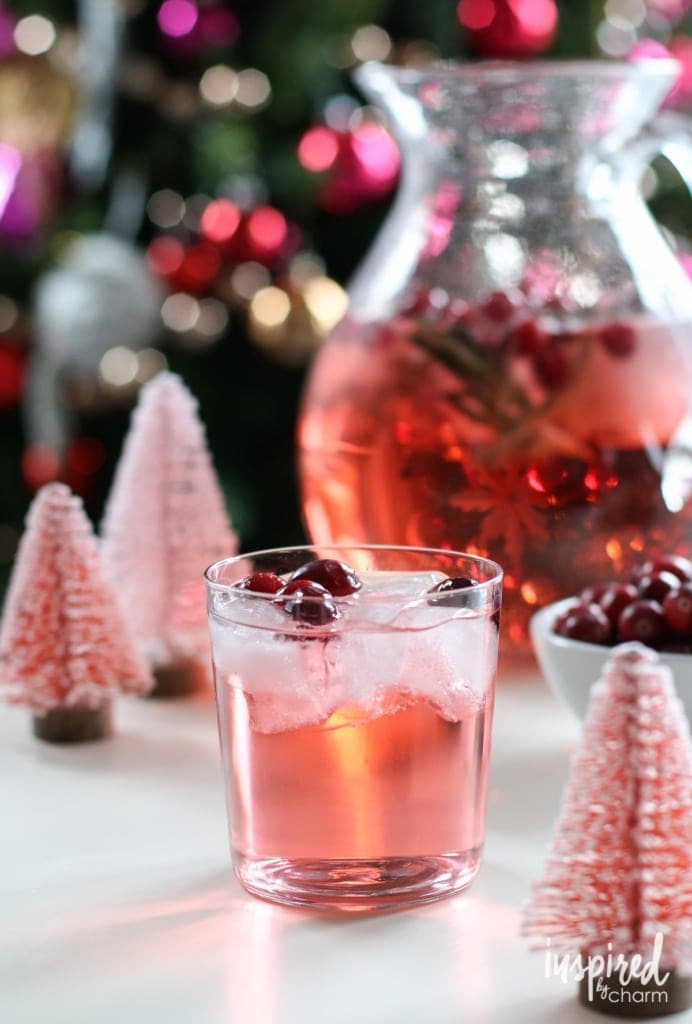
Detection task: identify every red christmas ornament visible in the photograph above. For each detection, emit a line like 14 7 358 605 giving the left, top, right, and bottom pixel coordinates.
457 0 558 58
523 644 692 973
101 372 237 695
0 483 152 738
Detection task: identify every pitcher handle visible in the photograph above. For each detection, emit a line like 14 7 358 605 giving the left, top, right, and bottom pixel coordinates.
628 110 692 204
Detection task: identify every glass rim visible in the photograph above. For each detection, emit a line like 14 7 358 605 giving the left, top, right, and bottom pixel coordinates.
355 56 681 85
204 543 503 603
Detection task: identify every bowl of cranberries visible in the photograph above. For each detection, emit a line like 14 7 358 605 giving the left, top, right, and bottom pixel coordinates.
530 554 692 720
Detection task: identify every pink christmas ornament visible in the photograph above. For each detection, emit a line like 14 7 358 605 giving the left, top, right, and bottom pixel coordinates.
101 372 237 696
523 643 692 1011
0 483 152 741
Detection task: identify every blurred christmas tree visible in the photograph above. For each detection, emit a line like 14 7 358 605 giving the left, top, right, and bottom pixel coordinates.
0 0 689 588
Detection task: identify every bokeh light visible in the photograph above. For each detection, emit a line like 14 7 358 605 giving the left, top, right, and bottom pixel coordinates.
199 65 238 107
21 444 60 490
192 297 229 340
200 199 241 243
303 277 348 333
229 261 271 302
147 189 186 228
235 69 271 109
457 0 496 30
157 0 198 38
161 292 200 332
0 295 18 332
136 348 169 383
298 128 339 173
0 346 24 409
351 25 391 62
146 236 185 278
14 15 56 55
99 347 139 387
249 286 291 331
246 207 287 255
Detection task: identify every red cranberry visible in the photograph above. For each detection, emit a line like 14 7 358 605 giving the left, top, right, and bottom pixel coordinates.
637 570 680 605
277 579 340 626
662 583 692 635
428 576 479 606
482 290 519 322
533 346 569 389
617 600 665 646
652 554 692 583
600 323 636 358
629 560 654 585
554 602 611 645
580 582 613 604
289 558 361 596
552 600 582 634
237 571 283 594
599 583 638 628
511 320 548 356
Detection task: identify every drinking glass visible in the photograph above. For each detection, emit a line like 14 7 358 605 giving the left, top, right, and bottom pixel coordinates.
205 544 502 910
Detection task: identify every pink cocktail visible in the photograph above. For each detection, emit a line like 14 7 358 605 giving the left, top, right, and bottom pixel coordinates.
205 545 502 910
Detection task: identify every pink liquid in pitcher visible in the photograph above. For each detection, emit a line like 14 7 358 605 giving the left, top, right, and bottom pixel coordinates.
300 311 692 650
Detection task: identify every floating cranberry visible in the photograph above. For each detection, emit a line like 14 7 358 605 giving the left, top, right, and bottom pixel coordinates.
526 456 587 508
554 602 611 645
652 554 692 583
637 570 680 605
511 320 548 357
533 346 569 389
428 575 479 606
662 583 692 635
277 579 340 626
237 571 283 594
600 322 636 358
289 558 362 596
599 583 638 628
482 290 518 322
617 600 665 646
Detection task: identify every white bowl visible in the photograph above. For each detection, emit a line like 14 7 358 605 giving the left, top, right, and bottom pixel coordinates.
530 598 692 721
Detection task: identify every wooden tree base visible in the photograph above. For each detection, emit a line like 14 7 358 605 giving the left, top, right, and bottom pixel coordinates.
148 660 207 699
33 703 113 744
579 968 692 1018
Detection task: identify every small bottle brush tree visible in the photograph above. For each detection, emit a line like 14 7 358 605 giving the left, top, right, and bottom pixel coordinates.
523 643 692 1017
0 483 152 742
101 372 237 697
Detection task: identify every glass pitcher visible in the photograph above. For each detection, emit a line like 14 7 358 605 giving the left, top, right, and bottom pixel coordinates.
298 60 692 651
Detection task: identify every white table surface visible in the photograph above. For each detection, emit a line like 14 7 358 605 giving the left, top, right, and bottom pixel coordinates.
3 668 688 1024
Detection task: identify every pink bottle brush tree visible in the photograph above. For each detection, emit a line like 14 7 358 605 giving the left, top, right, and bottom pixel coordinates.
0 483 152 742
101 372 237 697
523 643 692 1016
